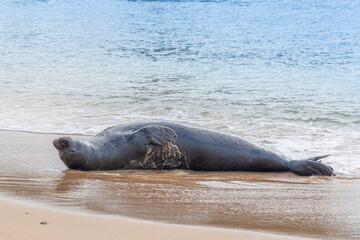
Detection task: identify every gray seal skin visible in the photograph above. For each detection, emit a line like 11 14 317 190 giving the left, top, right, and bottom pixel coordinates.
53 121 333 176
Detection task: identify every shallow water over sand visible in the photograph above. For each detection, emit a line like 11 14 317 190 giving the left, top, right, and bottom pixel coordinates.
1 0 360 175
0 131 359 240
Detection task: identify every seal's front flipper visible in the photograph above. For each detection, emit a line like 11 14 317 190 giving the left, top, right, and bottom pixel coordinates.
133 125 177 146
288 157 333 176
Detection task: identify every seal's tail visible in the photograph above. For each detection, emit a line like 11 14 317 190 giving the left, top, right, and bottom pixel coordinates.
288 155 333 176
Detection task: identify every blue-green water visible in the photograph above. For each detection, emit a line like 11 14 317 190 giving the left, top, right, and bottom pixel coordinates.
0 0 359 175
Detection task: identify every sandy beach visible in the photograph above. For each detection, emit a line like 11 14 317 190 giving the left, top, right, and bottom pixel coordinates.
0 130 359 240
1 0 359 239
0 197 307 240
0 130 301 240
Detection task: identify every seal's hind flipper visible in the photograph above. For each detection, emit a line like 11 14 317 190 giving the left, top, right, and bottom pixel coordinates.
135 125 177 146
288 158 333 176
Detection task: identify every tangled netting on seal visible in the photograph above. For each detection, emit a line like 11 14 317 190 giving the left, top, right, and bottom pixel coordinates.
127 142 189 170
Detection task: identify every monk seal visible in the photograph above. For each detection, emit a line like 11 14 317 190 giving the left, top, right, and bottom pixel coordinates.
53 121 333 176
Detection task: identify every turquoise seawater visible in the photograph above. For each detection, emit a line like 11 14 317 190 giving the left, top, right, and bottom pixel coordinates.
0 0 359 174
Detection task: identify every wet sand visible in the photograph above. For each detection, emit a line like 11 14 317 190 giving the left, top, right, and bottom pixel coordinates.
0 130 359 239
0 198 307 240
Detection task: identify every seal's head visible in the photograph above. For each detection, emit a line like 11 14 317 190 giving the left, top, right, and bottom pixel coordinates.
53 137 99 170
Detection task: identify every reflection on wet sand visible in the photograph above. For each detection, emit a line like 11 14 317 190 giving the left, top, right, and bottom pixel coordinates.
55 171 359 239
0 131 359 240
2 170 360 240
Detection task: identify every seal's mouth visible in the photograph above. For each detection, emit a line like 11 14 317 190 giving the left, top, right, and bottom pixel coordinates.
53 137 74 151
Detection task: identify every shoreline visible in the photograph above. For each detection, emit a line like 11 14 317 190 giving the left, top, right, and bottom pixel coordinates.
0 128 92 136
0 130 307 240
0 197 307 240
0 130 359 240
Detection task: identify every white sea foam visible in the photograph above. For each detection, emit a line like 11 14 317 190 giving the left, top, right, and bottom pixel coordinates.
0 90 358 176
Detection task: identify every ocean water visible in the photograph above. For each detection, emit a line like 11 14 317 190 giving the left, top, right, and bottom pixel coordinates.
0 0 360 175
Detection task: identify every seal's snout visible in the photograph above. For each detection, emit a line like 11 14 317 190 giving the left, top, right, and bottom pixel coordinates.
53 137 73 150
